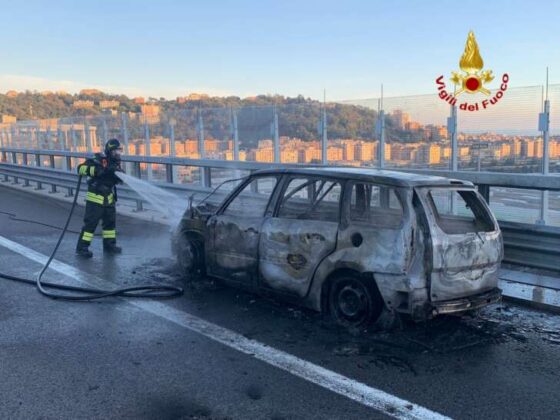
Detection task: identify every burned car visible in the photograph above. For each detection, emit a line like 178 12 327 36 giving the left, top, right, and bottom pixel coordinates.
173 168 502 327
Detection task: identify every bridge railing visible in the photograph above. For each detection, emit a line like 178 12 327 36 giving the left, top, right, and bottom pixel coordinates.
2 146 559 183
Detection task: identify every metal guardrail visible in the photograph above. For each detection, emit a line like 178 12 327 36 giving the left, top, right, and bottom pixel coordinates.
501 222 560 272
1 147 559 271
0 160 210 212
2 147 559 190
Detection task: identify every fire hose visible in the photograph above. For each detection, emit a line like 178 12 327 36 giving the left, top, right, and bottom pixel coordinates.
0 175 183 300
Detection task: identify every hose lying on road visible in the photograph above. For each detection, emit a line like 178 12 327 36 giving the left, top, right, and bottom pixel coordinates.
0 210 82 234
0 175 183 300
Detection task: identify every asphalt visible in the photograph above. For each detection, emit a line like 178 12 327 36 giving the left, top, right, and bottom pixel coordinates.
1 184 559 419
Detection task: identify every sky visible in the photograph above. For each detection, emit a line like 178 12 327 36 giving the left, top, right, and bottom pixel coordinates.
0 0 558 101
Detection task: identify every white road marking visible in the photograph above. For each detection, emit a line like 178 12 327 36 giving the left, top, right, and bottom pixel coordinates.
0 234 450 420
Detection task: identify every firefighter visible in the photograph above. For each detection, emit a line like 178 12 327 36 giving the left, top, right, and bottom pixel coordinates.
75 138 124 258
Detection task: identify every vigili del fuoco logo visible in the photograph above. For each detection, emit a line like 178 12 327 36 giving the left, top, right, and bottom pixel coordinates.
436 31 509 111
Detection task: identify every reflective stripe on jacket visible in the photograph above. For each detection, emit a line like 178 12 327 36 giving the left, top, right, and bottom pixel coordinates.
86 191 114 206
77 162 100 177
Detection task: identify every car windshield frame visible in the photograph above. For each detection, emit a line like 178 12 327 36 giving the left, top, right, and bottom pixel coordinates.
216 174 281 217
191 176 247 216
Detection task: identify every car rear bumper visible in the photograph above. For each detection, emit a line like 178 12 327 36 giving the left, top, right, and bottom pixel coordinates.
431 288 502 316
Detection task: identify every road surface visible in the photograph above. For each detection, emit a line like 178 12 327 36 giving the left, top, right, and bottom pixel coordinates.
0 185 559 419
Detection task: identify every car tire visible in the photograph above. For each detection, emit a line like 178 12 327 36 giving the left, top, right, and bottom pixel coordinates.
328 275 383 328
176 234 205 280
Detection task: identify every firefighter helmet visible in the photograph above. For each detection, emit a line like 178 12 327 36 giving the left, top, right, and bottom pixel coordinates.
104 139 122 156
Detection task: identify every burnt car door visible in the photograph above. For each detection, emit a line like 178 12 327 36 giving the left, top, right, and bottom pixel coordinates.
259 176 341 297
339 181 412 273
206 175 279 286
418 187 502 302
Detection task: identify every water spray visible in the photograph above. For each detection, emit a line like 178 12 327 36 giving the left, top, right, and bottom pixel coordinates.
115 172 187 229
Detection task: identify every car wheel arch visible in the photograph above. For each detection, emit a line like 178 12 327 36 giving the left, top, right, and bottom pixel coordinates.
175 229 206 278
320 269 386 327
320 268 383 314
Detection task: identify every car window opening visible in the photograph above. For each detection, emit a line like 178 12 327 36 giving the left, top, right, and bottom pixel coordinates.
429 189 494 234
349 183 404 229
223 176 278 217
278 177 341 222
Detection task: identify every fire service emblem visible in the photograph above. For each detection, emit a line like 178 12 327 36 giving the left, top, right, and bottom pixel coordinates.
436 31 509 111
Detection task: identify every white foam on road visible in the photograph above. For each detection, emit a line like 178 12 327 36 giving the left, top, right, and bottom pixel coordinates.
0 234 450 420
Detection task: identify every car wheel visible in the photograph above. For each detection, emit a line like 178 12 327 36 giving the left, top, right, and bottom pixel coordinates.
176 234 205 280
328 275 383 328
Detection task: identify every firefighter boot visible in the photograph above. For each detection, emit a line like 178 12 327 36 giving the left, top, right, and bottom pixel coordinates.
76 241 93 258
76 230 94 258
103 240 122 254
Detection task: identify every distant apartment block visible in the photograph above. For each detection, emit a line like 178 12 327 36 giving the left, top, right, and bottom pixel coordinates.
416 144 441 165
99 100 120 109
73 100 95 109
1 115 16 124
140 104 161 124
224 150 247 161
391 110 410 130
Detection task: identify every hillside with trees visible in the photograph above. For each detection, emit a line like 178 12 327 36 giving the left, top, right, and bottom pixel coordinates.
0 91 389 144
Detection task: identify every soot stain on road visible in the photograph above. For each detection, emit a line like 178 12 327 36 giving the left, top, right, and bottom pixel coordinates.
245 384 264 401
143 396 215 419
129 258 560 377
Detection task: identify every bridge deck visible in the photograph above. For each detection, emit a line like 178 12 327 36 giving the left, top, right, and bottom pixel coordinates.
1 185 560 419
